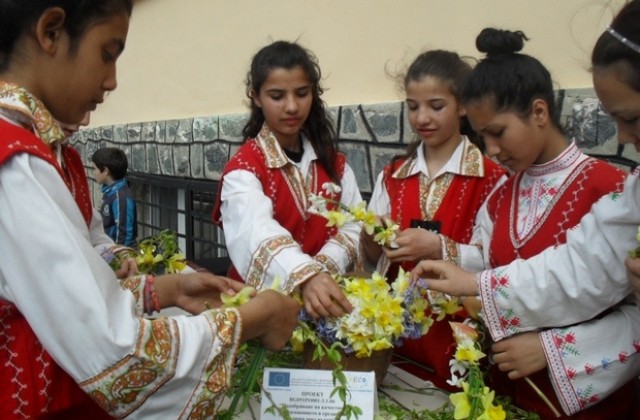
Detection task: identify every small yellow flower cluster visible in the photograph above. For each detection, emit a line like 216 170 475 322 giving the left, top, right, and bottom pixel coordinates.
308 183 400 247
293 268 433 359
448 322 506 420
135 230 187 274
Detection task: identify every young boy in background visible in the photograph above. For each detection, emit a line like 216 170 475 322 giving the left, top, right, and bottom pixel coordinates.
92 148 138 247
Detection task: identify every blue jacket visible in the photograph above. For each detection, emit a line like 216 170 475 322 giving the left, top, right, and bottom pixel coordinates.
100 178 137 247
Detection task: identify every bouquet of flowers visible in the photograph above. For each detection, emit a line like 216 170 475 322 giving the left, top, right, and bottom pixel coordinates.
291 269 433 358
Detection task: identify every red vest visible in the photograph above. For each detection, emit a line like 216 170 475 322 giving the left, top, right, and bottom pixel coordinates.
0 120 109 419
383 153 506 391
486 158 635 419
212 139 346 281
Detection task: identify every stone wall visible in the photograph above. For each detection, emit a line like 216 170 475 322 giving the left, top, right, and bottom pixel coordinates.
72 88 632 200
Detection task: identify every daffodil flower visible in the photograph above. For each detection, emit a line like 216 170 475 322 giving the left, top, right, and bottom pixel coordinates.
221 286 256 307
449 382 472 419
455 341 486 363
324 210 351 228
136 246 164 272
164 253 187 273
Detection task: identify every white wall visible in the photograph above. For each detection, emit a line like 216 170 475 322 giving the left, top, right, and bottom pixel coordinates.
91 0 625 127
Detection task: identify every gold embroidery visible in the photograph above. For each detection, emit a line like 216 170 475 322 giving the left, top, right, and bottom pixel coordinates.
314 254 340 276
245 235 298 289
290 260 325 291
81 318 179 417
425 173 452 219
0 81 65 145
441 236 460 266
182 309 241 420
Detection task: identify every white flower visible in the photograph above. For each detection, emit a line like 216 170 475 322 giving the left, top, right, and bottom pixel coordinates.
307 193 328 214
322 182 342 195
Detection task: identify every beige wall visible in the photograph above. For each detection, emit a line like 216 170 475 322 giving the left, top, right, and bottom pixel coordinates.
91 0 625 127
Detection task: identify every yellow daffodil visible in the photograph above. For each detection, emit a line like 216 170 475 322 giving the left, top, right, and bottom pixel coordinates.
221 286 256 307
455 341 486 363
136 246 164 270
391 267 410 294
324 210 349 228
164 253 187 273
476 387 506 420
449 382 471 419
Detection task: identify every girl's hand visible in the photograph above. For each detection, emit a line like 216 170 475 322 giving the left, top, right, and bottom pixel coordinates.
625 256 640 306
383 228 441 263
302 272 353 319
114 257 138 279
410 260 479 296
491 332 547 379
238 290 301 350
156 272 248 314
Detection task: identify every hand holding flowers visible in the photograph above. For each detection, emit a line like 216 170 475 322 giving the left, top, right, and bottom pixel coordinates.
292 269 433 359
308 182 400 248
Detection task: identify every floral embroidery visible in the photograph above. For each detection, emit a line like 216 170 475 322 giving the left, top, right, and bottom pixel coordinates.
80 318 179 418
426 173 452 219
551 329 579 357
182 309 241 420
441 235 460 265
245 235 297 290
289 260 325 292
314 254 340 276
575 385 599 408
618 351 630 363
0 81 65 145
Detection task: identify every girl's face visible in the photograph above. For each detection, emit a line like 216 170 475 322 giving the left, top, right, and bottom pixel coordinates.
405 76 464 149
252 66 313 148
466 99 546 173
45 11 129 125
593 64 640 151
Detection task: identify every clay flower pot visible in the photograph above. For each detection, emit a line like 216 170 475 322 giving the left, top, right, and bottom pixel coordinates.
302 341 393 386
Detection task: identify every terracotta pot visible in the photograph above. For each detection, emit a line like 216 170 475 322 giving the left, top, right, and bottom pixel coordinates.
302 341 393 386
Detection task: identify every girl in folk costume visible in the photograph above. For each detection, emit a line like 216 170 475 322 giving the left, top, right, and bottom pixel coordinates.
213 41 361 319
412 0 640 418
361 50 507 390
415 27 638 419
0 2 300 419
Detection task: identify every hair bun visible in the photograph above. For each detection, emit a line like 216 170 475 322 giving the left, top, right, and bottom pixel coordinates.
476 28 528 57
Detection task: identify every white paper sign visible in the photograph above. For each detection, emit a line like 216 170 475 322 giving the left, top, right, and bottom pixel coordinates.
260 368 377 419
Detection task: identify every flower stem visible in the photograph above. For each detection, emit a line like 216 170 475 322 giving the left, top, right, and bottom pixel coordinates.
222 344 266 419
524 376 561 418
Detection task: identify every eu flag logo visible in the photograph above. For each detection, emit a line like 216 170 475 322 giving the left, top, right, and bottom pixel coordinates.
268 371 290 387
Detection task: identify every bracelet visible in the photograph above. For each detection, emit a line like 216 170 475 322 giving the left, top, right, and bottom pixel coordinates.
144 274 160 316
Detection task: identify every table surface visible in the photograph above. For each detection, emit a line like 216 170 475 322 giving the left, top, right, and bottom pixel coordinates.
221 363 450 419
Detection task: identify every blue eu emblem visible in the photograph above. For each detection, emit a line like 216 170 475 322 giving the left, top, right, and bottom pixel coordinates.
268 371 290 387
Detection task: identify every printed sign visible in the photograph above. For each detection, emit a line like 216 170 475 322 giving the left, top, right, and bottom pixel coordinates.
260 368 377 419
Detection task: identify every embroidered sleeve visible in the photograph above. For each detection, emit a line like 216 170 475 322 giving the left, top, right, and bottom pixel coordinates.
80 309 242 419
540 304 640 415
316 231 360 275
440 235 460 265
476 175 639 334
119 275 145 316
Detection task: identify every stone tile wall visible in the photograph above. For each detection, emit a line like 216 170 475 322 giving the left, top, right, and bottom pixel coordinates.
72 88 633 200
